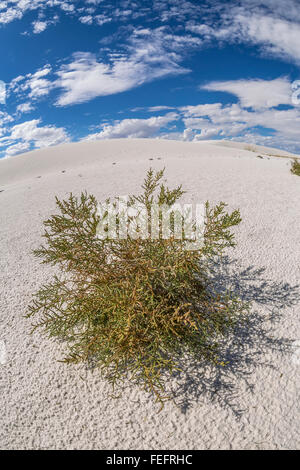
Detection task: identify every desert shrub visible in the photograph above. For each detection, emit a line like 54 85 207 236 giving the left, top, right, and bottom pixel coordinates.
27 168 248 405
244 144 257 153
290 159 300 176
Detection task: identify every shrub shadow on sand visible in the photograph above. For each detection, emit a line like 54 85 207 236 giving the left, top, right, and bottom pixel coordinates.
169 256 299 416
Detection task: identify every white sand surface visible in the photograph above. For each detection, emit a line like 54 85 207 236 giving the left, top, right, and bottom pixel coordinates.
201 140 300 159
0 138 299 449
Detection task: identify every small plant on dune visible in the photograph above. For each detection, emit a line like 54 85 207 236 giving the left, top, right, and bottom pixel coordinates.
244 144 257 153
27 168 248 405
290 159 300 176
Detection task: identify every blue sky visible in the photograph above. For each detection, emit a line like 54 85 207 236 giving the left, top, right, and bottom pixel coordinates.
0 0 299 158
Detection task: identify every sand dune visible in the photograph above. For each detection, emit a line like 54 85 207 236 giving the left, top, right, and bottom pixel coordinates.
201 139 300 159
0 139 299 449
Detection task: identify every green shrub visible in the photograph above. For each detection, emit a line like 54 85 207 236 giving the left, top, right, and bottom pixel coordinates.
290 158 300 176
27 168 248 405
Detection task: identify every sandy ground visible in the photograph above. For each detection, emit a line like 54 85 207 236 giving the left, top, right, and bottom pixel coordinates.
0 138 299 450
200 140 300 159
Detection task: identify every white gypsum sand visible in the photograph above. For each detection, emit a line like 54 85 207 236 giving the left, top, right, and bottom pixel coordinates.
0 138 299 450
200 140 300 159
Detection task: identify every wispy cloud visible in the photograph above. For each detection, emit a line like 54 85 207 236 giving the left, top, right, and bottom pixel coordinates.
147 106 175 112
10 65 54 100
202 78 293 110
187 1 300 65
16 102 35 114
54 28 194 106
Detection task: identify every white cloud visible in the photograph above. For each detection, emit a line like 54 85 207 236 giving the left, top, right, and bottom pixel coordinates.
147 105 175 112
0 80 5 104
32 20 48 33
233 13 300 64
4 141 30 156
60 2 75 12
54 28 191 106
9 38 183 107
0 1 75 26
187 2 300 65
79 13 111 26
1 119 69 157
95 14 112 26
130 105 175 112
32 67 51 79
180 103 224 118
10 75 25 87
79 15 93 25
16 102 34 113
83 112 179 140
9 119 69 148
0 6 22 24
234 0 300 24
11 65 53 100
179 77 300 147
0 111 14 140
0 110 14 126
55 52 143 105
202 78 293 110
179 99 300 149
0 0 149 30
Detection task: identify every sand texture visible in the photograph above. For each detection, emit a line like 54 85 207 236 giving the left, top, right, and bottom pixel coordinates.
0 139 299 449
